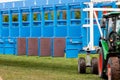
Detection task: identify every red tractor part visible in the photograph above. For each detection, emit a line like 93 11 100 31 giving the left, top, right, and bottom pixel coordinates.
98 48 106 78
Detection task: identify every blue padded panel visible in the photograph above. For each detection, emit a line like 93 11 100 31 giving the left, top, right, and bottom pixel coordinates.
10 28 19 37
2 28 9 37
55 26 67 37
20 27 30 37
31 27 41 37
4 38 15 55
66 49 78 58
69 26 81 37
43 26 53 37
94 25 100 46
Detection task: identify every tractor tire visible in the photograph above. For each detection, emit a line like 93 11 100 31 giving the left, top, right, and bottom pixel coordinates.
107 57 120 80
98 48 106 78
78 57 86 73
91 57 98 74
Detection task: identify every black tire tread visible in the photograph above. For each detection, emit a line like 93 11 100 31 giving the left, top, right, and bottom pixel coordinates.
107 57 120 80
91 57 98 74
78 57 86 73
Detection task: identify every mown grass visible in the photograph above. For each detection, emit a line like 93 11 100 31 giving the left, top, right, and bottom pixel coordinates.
0 54 101 80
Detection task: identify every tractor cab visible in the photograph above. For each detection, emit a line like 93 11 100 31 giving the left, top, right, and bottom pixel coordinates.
102 12 120 36
101 12 120 51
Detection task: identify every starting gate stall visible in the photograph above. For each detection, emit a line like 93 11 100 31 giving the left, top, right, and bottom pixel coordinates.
52 4 66 57
65 3 83 58
17 7 30 55
40 5 53 56
0 9 16 55
31 7 44 56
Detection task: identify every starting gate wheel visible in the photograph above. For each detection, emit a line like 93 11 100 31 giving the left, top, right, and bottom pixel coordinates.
98 48 106 78
91 57 98 74
78 57 86 73
107 57 120 80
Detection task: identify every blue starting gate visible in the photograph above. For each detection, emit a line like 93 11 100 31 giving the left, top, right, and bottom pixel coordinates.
0 0 117 58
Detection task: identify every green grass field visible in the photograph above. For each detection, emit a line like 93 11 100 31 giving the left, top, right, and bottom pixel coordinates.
0 54 101 80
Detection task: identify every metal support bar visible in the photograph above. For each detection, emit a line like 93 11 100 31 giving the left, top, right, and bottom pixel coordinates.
89 2 94 50
83 8 120 11
93 11 103 37
86 51 91 66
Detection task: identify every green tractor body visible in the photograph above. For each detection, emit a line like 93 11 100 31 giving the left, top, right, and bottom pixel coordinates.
100 40 109 60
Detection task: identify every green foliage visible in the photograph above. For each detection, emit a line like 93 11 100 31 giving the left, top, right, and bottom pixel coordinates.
44 12 48 20
75 10 81 19
33 13 38 21
12 14 18 22
51 11 54 20
3 15 9 22
22 14 28 21
44 11 54 20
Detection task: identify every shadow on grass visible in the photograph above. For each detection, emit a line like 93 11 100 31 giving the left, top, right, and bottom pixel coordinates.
0 57 78 74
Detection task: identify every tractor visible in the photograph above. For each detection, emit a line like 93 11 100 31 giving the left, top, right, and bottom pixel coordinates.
78 12 120 80
98 12 120 80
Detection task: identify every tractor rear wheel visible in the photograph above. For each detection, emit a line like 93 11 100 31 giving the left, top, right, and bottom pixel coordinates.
107 57 120 80
91 57 98 74
98 48 106 78
78 57 86 73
